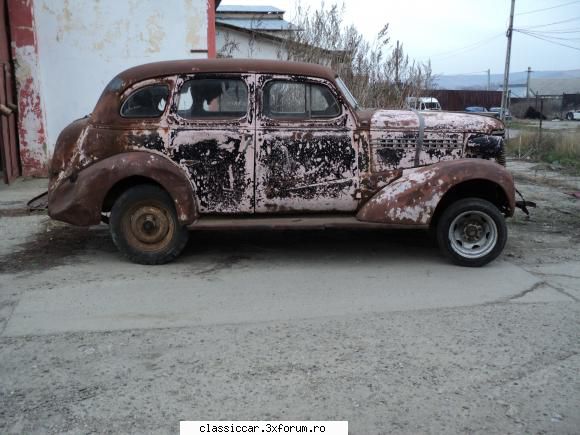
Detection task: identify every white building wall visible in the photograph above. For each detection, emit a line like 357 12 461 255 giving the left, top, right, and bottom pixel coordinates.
217 27 288 60
33 0 209 156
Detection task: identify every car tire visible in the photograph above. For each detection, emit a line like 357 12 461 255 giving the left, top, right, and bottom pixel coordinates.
566 113 573 120
436 198 507 267
110 184 189 265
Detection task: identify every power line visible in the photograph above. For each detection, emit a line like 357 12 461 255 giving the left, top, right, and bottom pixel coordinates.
518 16 580 30
522 30 580 41
525 28 580 33
515 29 580 51
513 28 580 34
516 0 580 16
516 28 580 44
428 33 503 59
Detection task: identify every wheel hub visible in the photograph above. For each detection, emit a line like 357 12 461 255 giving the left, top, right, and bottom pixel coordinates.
463 222 483 242
142 217 156 233
129 206 171 245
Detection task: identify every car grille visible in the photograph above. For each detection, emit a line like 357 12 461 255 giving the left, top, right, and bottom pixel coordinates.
374 138 462 148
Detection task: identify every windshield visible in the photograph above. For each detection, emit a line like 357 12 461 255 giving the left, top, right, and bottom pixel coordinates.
335 77 359 110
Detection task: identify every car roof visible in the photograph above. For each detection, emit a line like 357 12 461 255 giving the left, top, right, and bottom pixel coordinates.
92 59 339 125
116 59 338 86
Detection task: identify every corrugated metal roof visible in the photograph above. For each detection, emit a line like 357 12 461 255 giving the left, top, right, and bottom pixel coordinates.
216 17 296 31
217 5 284 13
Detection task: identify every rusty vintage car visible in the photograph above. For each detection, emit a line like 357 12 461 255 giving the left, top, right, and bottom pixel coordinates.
48 59 517 266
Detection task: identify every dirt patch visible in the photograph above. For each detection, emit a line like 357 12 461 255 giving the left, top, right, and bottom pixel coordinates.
505 160 580 266
0 221 113 274
0 209 47 218
196 254 251 278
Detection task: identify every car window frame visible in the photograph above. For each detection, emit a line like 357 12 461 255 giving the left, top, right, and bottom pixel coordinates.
119 82 171 119
261 78 343 122
171 74 250 122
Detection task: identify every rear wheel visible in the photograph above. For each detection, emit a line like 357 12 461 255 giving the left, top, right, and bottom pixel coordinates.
436 198 507 267
110 185 189 264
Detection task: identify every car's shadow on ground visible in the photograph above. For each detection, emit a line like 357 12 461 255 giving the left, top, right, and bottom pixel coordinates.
0 223 444 274
179 228 442 265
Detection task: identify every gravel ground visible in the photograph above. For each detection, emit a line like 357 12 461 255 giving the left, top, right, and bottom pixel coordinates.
1 304 579 434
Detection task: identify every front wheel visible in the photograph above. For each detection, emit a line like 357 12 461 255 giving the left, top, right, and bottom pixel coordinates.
110 185 189 265
436 198 507 267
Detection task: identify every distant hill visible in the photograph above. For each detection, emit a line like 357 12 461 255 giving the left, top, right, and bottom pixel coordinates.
435 69 580 90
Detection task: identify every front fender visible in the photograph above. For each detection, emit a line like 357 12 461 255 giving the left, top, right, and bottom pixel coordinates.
356 159 515 226
48 152 198 226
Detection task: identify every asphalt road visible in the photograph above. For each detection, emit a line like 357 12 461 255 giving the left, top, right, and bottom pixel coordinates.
1 173 579 434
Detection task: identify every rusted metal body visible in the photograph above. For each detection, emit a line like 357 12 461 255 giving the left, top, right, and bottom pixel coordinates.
48 59 515 229
357 159 515 226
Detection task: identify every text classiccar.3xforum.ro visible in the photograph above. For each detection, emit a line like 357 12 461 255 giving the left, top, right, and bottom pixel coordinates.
198 423 324 432
180 420 348 433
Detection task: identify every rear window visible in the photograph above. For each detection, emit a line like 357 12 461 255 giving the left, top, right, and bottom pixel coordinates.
120 84 169 118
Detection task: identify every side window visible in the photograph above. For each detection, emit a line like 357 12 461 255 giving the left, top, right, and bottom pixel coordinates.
311 84 340 117
264 81 341 119
120 84 169 118
266 82 307 117
176 78 248 119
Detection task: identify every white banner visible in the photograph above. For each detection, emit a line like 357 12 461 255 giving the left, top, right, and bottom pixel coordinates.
180 421 348 435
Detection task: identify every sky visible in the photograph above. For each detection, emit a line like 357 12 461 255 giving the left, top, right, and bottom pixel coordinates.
220 0 580 76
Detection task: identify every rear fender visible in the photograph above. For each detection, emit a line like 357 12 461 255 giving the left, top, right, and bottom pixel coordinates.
48 152 198 226
356 159 515 226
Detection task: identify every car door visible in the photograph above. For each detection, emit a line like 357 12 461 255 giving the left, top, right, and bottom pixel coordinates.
255 75 358 213
167 74 255 214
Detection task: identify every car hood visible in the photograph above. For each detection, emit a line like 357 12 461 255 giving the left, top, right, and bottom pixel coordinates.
361 109 503 134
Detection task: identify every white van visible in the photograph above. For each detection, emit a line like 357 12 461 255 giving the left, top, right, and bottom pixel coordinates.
405 97 442 111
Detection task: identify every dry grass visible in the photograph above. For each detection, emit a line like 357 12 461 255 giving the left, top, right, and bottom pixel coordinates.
507 129 580 170
280 1 434 109
217 1 433 108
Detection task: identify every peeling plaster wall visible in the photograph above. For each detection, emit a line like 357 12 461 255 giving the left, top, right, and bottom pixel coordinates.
8 0 49 177
217 27 288 60
33 0 209 159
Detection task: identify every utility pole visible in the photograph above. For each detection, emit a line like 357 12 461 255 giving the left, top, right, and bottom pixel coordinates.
500 0 516 121
526 66 532 98
487 69 491 91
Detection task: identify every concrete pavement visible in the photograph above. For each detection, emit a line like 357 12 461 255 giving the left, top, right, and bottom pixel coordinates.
1 239 544 337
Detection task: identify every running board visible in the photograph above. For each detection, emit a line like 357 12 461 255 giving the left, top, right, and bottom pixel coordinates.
187 215 428 231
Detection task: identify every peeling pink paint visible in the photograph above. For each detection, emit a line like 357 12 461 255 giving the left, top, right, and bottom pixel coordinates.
7 0 48 177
